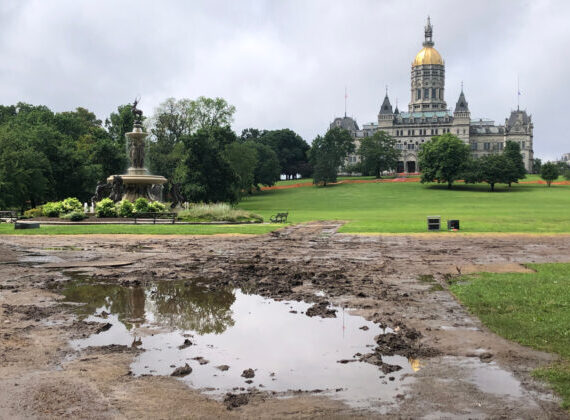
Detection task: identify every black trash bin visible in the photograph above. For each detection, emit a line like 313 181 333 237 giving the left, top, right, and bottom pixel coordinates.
447 220 460 230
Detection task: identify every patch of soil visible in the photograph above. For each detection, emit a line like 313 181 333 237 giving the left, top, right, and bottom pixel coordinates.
1 223 570 418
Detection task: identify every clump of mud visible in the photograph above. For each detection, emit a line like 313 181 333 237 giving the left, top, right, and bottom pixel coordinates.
306 301 337 318
171 363 192 377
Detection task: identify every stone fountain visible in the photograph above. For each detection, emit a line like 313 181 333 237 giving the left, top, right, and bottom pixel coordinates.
106 100 167 202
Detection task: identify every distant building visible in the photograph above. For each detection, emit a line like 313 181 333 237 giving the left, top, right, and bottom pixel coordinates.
559 153 570 165
331 18 534 173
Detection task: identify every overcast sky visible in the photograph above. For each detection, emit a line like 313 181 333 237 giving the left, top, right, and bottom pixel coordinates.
1 0 568 160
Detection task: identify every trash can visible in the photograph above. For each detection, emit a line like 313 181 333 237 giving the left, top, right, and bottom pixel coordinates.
447 220 460 230
427 216 441 231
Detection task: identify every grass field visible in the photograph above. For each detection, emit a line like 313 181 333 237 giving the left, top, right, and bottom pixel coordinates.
450 263 570 408
0 224 278 235
240 180 570 234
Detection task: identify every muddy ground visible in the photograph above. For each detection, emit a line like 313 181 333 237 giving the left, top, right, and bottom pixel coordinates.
1 222 569 419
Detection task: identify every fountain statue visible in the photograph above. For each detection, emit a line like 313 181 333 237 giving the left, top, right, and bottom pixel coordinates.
105 99 167 202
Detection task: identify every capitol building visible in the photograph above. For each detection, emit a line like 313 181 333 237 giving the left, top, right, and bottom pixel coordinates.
332 18 534 173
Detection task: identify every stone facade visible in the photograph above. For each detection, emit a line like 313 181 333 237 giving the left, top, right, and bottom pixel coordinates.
334 18 534 173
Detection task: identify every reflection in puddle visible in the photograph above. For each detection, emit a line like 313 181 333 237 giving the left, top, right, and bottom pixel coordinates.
64 279 416 410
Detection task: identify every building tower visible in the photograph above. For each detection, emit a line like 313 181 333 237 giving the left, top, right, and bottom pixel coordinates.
378 92 393 128
409 17 447 112
452 86 470 142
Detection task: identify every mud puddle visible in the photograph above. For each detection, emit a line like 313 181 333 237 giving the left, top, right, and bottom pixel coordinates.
62 278 417 410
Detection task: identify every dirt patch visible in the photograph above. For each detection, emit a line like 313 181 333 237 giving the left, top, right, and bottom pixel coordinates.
1 223 569 418
445 262 535 274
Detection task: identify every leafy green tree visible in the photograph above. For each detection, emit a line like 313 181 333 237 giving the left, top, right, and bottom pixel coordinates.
532 158 542 174
540 162 560 187
224 142 258 196
259 129 310 179
0 126 50 209
194 97 236 132
105 104 135 148
503 141 526 187
461 158 481 184
246 141 281 188
359 130 399 178
148 97 236 181
418 133 470 189
310 127 355 186
479 154 510 191
176 129 239 203
240 128 267 141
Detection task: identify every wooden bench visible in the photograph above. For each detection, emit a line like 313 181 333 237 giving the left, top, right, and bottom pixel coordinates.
133 212 177 224
270 212 288 223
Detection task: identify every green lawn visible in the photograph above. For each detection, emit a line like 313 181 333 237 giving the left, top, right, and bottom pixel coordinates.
450 263 570 409
0 224 279 235
239 180 570 234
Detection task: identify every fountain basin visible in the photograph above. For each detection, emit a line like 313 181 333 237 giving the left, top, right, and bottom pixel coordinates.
106 174 167 186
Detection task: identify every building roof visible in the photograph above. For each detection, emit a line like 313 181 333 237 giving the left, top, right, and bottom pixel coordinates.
413 47 444 66
330 116 359 132
379 95 393 115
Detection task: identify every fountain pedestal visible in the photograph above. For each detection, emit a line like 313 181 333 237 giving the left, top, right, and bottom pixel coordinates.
106 123 167 202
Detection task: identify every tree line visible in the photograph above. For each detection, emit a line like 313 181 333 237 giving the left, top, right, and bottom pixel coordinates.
0 98 313 210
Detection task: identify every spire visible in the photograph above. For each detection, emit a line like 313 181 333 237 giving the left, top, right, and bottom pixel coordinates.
394 98 399 114
379 92 393 115
454 86 469 113
423 16 434 47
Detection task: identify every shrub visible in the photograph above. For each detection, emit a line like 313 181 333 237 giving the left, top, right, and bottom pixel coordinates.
43 201 64 217
23 207 43 218
60 211 87 221
148 201 167 213
61 197 83 214
117 200 135 218
95 198 117 218
178 203 263 223
563 168 570 181
134 197 149 213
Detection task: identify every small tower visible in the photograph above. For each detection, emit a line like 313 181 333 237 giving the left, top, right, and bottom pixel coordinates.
452 86 471 142
409 17 447 112
378 92 394 128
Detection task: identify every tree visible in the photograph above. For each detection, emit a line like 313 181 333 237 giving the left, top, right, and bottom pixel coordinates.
503 141 526 187
532 158 542 174
147 97 236 181
105 104 135 148
0 126 50 209
540 162 560 187
479 154 510 192
176 129 239 203
310 127 355 186
193 97 236 132
358 130 399 178
418 133 471 189
245 141 280 188
240 128 267 141
259 129 310 179
224 142 258 196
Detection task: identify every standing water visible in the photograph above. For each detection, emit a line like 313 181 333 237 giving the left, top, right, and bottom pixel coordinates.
62 278 416 410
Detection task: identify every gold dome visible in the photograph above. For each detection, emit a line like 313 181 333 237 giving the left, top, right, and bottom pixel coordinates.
413 46 443 66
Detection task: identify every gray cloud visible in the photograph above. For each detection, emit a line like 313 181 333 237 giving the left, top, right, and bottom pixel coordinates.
0 0 567 159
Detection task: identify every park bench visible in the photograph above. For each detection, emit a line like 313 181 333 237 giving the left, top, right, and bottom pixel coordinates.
133 212 177 224
0 211 18 223
270 212 288 223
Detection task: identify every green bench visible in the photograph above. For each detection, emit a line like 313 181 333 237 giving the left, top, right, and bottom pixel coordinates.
133 212 177 224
